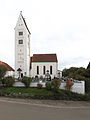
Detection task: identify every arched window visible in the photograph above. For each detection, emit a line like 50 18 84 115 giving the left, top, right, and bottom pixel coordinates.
43 66 46 75
50 66 52 74
37 66 39 75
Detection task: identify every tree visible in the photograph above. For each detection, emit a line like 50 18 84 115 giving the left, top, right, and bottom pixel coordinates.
0 65 7 81
84 68 90 78
62 67 79 78
62 67 86 80
87 62 90 69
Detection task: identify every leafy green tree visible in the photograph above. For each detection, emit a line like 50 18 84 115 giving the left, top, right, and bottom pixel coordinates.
75 67 85 76
62 67 79 78
0 65 7 81
62 67 86 80
84 68 90 78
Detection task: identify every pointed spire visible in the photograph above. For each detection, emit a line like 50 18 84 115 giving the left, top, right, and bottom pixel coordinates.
18 11 31 34
20 11 22 15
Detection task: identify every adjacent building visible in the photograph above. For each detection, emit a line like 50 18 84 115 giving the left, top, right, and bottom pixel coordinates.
0 61 14 77
30 54 58 78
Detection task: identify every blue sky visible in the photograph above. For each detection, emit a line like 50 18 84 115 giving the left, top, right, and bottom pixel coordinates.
0 0 90 70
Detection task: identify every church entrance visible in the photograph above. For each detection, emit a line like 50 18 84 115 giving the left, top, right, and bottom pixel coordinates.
21 73 23 78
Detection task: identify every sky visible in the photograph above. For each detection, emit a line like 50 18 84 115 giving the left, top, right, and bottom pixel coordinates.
0 0 90 70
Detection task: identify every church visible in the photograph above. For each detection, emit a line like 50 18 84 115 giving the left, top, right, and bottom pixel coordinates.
15 12 58 79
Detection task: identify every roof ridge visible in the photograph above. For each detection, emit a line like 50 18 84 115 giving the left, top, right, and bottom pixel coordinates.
33 53 56 55
20 12 31 34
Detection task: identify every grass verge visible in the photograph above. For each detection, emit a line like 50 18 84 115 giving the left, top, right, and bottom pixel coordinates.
0 87 90 101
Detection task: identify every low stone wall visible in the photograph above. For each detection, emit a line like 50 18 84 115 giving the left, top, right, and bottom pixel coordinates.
13 81 85 94
60 81 85 94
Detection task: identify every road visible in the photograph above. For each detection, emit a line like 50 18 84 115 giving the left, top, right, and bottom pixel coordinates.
0 98 90 120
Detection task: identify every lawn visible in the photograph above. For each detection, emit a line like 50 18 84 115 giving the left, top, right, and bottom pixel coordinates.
0 87 54 95
0 87 90 101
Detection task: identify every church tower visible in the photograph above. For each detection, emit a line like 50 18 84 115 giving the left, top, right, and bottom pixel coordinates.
15 12 31 78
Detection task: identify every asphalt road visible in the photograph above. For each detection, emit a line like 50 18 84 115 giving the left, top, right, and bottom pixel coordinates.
0 98 90 120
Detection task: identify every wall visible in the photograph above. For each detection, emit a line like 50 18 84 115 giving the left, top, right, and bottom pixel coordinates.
5 71 14 77
60 81 85 94
30 62 58 78
13 81 85 94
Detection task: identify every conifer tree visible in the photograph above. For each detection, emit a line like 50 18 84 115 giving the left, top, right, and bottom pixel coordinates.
87 62 90 69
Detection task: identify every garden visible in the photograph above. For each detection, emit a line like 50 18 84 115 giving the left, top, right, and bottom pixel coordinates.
0 64 90 101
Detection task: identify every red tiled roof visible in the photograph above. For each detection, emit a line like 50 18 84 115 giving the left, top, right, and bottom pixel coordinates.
31 54 58 62
0 61 14 71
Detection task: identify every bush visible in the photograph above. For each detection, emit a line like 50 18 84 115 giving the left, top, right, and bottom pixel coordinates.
84 78 90 93
65 79 74 91
0 65 7 81
45 79 60 92
51 79 60 92
45 81 52 90
22 77 32 88
37 83 43 89
2 76 15 87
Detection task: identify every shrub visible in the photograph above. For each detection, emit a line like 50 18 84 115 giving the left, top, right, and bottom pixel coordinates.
22 77 32 88
45 81 52 90
65 79 74 91
2 78 6 87
84 78 90 93
37 83 43 89
51 79 60 92
2 76 15 87
0 65 7 81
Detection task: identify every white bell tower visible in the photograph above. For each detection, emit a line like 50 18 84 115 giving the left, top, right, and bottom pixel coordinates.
15 11 31 78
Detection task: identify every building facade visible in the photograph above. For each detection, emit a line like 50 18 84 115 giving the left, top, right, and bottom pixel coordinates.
0 61 14 77
30 54 58 78
15 12 58 78
15 11 31 78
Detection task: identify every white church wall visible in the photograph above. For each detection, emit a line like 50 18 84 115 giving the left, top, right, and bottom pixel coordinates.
31 62 58 78
15 13 30 78
5 71 14 77
26 31 30 77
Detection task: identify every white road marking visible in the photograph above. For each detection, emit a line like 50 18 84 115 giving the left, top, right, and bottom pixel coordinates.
0 99 90 109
